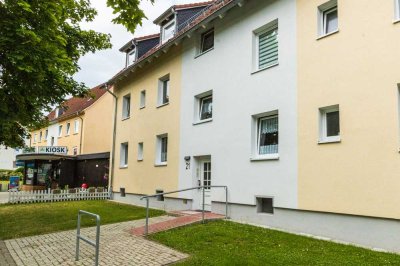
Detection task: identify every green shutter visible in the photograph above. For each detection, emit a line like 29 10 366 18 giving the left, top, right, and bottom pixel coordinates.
258 27 278 69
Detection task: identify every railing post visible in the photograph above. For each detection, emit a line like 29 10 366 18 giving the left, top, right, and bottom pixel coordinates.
145 197 149 236
95 215 101 266
225 186 228 219
75 212 81 261
202 186 205 224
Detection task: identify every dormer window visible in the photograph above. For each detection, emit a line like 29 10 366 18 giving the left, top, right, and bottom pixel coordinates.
162 20 175 43
127 48 136 66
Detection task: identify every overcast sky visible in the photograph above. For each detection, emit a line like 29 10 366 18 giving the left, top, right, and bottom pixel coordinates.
74 0 196 88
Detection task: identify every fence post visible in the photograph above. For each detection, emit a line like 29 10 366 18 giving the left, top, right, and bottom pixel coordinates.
225 186 228 219
145 198 149 236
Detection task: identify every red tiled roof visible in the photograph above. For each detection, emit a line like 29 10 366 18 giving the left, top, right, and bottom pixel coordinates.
47 85 107 122
175 1 214 10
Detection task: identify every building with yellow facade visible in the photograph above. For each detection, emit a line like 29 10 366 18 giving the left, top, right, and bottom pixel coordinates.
18 85 114 190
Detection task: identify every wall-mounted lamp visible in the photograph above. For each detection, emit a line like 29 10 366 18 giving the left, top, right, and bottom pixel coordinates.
184 156 191 170
184 156 191 161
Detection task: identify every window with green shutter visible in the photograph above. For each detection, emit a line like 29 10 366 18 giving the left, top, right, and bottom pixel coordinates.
258 26 278 69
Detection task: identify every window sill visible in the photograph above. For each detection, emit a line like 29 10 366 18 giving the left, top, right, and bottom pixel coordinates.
119 166 128 169
393 19 400 24
250 154 279 161
195 47 214 59
139 106 145 110
317 30 339 40
193 118 213 125
154 162 167 167
156 102 169 109
318 138 341 144
137 159 143 162
251 63 279 75
122 116 130 121
73 133 79 135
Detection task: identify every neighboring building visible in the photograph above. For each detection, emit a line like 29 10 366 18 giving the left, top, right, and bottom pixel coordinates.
17 85 114 190
108 0 400 253
0 146 19 170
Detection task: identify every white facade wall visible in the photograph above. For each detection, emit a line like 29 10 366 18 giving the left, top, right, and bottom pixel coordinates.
46 123 59 146
178 0 297 209
0 146 18 170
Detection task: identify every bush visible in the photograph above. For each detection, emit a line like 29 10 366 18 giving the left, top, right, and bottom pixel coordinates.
0 168 23 181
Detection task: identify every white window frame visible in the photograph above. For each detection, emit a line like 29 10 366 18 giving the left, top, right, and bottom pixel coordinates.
33 133 37 143
120 142 129 168
140 90 146 109
74 119 79 134
58 125 63 137
193 90 213 124
199 28 214 54
66 123 71 136
395 0 400 22
39 131 42 142
253 20 279 72
319 105 340 143
157 75 170 107
122 94 131 119
127 48 136 66
162 20 176 43
155 134 168 166
251 110 279 161
137 142 144 161
45 129 48 139
318 0 338 37
73 146 78 155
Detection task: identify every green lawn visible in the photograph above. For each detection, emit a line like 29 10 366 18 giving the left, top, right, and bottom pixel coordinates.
0 200 164 240
150 220 400 265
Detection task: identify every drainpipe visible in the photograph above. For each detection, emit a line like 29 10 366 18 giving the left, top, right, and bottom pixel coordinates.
77 112 84 155
103 84 117 198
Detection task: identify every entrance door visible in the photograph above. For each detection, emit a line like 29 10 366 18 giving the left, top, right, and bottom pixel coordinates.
200 161 212 211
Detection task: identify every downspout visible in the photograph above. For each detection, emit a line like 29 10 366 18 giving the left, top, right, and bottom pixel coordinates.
104 84 117 198
77 112 84 155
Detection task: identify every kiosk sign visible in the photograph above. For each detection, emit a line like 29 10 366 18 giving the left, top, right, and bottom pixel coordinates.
38 146 68 154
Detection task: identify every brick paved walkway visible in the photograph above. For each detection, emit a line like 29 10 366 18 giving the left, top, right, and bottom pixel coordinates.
0 240 16 266
131 211 225 236
4 216 188 265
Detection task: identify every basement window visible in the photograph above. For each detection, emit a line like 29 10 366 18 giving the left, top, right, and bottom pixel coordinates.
156 190 164 201
256 197 274 214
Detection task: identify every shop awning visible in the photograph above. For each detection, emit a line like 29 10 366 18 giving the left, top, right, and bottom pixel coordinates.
16 153 75 161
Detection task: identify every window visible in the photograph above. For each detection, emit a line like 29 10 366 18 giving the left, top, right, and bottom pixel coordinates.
39 131 42 142
127 49 136 66
256 197 274 214
158 76 170 106
319 105 340 143
140 90 146 108
33 133 37 143
318 1 338 36
45 129 48 139
200 95 213 120
395 0 400 21
58 125 63 137
120 142 129 167
200 29 214 53
162 20 175 43
74 119 79 134
255 21 278 71
258 115 279 155
156 190 164 201
73 146 78 155
66 123 71 135
122 94 131 119
156 134 168 165
138 142 144 161
51 137 55 146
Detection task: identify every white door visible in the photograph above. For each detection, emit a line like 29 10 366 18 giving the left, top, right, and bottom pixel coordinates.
200 161 212 211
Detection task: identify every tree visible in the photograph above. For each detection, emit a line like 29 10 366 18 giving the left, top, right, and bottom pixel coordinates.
0 0 151 148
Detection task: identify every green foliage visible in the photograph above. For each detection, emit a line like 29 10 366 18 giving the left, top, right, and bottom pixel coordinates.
151 220 400 265
107 0 155 33
0 0 112 147
0 168 23 181
0 200 164 239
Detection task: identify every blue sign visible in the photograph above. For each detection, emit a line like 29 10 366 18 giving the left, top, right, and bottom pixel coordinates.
9 176 20 189
15 160 24 167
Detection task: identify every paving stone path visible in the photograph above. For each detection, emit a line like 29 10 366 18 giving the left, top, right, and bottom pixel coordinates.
3 216 188 266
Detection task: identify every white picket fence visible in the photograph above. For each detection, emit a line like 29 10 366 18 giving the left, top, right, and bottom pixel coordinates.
8 188 110 204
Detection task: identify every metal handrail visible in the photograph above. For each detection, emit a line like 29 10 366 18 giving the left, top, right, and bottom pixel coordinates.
76 210 101 266
140 185 228 236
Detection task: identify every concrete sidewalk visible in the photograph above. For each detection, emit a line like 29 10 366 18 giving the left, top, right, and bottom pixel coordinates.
3 216 188 266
